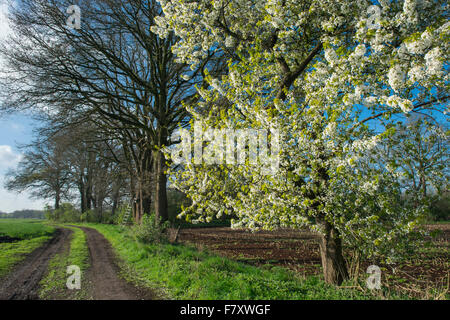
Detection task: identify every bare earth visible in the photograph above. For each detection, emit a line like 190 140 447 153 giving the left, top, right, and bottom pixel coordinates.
178 225 449 296
0 228 72 300
79 226 155 300
0 226 155 300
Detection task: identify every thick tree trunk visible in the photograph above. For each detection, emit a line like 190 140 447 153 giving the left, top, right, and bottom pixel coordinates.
132 186 152 224
54 192 61 210
86 186 93 211
420 175 427 198
97 197 104 221
154 150 168 223
79 178 86 213
129 173 138 223
142 195 152 218
111 189 119 217
133 198 139 224
318 222 349 285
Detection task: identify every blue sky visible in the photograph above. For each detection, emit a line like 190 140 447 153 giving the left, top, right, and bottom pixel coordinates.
0 113 48 212
0 1 48 212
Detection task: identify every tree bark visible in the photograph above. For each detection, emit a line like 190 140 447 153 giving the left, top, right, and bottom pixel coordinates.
111 188 120 217
318 222 349 285
132 176 152 224
154 150 168 223
142 195 152 218
79 177 86 213
54 192 61 210
86 181 93 211
420 174 427 198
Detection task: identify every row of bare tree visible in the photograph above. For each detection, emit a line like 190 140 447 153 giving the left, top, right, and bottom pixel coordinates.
0 0 226 222
6 122 129 220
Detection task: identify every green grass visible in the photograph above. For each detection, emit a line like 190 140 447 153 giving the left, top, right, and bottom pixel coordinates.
0 219 55 239
0 236 53 278
0 219 56 278
39 226 90 299
79 223 389 300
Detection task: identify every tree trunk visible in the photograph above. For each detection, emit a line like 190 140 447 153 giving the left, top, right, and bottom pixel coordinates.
133 185 152 224
79 178 86 213
154 150 168 223
142 196 152 218
54 192 61 210
318 222 348 285
86 186 93 211
97 197 104 221
111 189 120 217
420 175 427 198
133 198 139 224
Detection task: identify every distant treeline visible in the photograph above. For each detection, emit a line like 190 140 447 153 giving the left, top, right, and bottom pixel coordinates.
0 210 45 219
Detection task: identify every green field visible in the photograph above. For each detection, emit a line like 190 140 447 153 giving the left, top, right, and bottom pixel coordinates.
0 219 55 240
0 219 55 277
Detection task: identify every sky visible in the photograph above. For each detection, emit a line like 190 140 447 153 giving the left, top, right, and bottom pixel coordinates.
0 115 49 213
0 1 48 213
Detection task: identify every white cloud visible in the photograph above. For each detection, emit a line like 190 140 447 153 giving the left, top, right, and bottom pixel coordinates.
0 186 48 213
0 144 47 212
0 4 46 213
0 0 12 75
0 1 11 40
0 145 22 171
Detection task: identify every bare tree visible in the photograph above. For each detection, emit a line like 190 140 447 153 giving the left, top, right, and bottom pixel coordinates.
5 134 72 210
0 0 224 222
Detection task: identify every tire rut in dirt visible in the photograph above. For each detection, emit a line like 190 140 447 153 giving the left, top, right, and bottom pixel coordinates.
78 227 155 300
0 228 73 300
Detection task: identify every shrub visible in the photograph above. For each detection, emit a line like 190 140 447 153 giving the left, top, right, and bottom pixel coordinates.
130 213 170 244
59 203 82 223
45 203 118 224
167 189 191 223
102 211 116 224
429 193 450 221
45 203 81 222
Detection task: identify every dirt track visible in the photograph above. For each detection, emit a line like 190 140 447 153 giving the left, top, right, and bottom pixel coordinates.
0 228 72 300
79 226 155 300
0 226 155 300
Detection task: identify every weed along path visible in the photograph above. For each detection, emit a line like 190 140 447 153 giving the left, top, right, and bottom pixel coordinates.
0 228 73 300
77 226 155 300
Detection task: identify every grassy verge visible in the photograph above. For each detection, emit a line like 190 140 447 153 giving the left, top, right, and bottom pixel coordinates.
79 223 393 300
0 236 53 278
0 219 55 239
0 219 55 278
38 226 90 300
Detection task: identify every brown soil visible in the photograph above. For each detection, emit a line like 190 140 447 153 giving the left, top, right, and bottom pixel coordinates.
78 226 156 300
178 227 323 275
0 228 72 300
0 226 156 300
178 225 450 296
0 236 22 243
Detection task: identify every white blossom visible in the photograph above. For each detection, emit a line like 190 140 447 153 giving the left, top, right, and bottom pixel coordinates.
388 65 406 93
324 47 338 66
424 47 443 77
